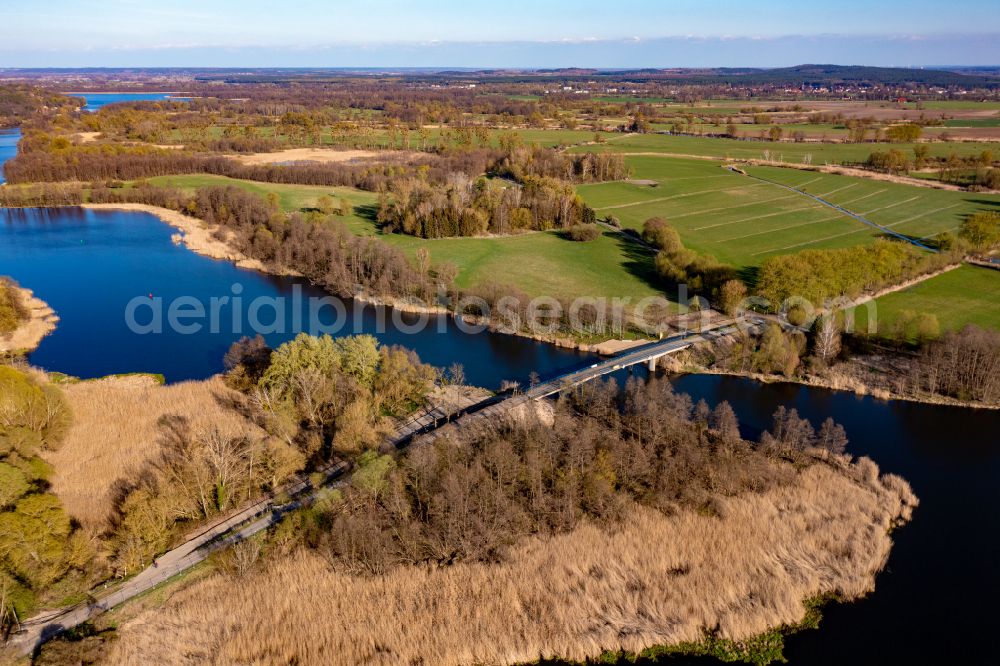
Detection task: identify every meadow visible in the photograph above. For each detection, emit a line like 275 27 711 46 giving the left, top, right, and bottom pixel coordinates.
853 265 1000 338
145 174 664 302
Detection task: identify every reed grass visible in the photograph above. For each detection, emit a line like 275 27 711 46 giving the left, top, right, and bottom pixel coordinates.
107 458 915 665
45 375 263 531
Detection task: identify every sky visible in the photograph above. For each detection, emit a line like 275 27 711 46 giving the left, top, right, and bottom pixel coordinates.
1 0 999 68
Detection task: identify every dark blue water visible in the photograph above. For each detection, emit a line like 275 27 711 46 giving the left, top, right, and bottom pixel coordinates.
0 207 595 386
0 128 19 185
3 205 999 664
67 93 191 112
664 374 1000 666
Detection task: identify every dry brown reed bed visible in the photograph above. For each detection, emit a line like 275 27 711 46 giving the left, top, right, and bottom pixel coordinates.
45 375 263 531
107 457 915 665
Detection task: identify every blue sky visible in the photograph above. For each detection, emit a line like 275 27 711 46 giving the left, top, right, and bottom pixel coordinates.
1 0 998 67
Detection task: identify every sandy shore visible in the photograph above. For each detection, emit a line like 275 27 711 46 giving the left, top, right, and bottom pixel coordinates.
0 287 58 354
235 148 383 165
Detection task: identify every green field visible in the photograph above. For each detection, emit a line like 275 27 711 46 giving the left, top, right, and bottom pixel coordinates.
911 100 1000 110
146 174 378 215
383 229 663 301
853 265 1000 338
144 174 664 303
570 133 1000 164
577 155 1000 267
942 117 1000 128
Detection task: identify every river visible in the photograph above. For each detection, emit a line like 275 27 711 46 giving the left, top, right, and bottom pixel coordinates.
0 203 999 664
0 206 596 387
0 128 19 185
667 374 1000 665
65 92 192 112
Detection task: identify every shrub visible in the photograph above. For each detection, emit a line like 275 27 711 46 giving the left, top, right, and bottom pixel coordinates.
564 223 602 242
0 277 30 335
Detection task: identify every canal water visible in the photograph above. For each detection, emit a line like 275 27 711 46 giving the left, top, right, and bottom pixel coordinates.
0 128 19 185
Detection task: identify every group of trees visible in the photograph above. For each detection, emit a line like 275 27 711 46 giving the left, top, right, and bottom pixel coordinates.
0 367 92 633
959 211 1000 251
108 333 437 576
641 217 736 295
376 173 596 238
716 315 848 379
293 375 850 575
865 145 998 187
107 414 304 576
755 239 957 309
492 146 630 183
0 85 80 128
913 325 1000 403
721 323 808 378
236 333 436 458
884 123 922 143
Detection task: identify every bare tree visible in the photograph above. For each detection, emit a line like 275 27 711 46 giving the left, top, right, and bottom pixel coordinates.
817 418 849 455
814 316 842 365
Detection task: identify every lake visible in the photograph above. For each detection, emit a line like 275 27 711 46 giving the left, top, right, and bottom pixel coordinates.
65 92 192 112
0 206 597 387
0 128 19 185
2 205 999 665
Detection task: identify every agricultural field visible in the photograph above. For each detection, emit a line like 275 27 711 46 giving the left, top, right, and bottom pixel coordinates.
570 132 1000 164
163 125 613 150
577 155 1000 267
853 265 1000 338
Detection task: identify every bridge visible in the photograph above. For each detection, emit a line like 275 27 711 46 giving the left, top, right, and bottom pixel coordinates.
3 319 751 657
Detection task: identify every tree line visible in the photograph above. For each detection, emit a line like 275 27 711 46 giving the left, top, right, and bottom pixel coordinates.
755 239 959 309
286 374 855 576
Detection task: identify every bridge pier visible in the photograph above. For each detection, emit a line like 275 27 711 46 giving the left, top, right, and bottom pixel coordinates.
648 356 658 372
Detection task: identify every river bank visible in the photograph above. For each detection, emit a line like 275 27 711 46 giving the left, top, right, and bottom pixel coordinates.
661 348 1000 411
0 285 58 354
80 203 649 356
81 203 302 277
90 454 916 665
